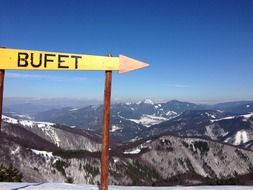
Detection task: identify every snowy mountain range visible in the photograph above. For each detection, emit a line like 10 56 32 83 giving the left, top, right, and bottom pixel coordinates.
1 118 253 185
1 99 253 185
7 99 252 144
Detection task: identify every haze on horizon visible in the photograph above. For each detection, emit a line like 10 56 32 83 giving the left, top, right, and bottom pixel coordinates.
3 96 253 107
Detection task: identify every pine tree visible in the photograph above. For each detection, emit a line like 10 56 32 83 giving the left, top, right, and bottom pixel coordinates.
0 164 23 182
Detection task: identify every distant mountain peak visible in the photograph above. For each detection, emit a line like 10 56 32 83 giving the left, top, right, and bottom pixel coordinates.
143 98 154 105
125 102 132 105
135 98 155 105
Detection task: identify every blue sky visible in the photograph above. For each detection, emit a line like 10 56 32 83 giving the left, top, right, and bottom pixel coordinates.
0 0 253 103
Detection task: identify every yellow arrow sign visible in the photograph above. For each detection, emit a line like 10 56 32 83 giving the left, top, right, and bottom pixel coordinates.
0 48 149 73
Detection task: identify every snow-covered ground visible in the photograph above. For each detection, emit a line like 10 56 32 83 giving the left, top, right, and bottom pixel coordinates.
0 183 252 190
0 183 253 190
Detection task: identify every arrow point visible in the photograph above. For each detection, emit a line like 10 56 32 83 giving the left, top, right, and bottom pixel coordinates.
119 55 149 74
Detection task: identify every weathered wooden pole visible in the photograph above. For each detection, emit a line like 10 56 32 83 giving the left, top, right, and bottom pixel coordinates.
0 69 5 134
100 55 113 190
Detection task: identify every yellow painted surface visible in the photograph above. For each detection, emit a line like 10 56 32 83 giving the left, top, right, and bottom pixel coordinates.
0 48 120 71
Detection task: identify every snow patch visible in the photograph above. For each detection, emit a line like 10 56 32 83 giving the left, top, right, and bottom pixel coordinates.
205 126 216 139
3 115 54 128
211 113 253 123
234 130 249 145
205 125 229 140
222 131 229 137
205 112 216 119
129 136 141 142
224 137 231 143
110 125 122 132
124 147 141 154
166 111 178 116
69 108 79 111
2 115 18 124
124 140 151 154
129 114 167 127
243 113 253 119
211 116 235 122
136 101 142 105
13 114 33 120
113 157 120 163
11 147 20 155
31 149 53 158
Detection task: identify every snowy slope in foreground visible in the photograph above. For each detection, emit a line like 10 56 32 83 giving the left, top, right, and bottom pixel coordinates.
0 183 252 190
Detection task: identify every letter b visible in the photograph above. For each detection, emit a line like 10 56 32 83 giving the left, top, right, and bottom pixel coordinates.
18 52 29 67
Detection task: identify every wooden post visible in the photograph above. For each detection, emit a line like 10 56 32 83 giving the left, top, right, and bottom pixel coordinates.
100 70 112 190
100 69 112 190
0 69 5 134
